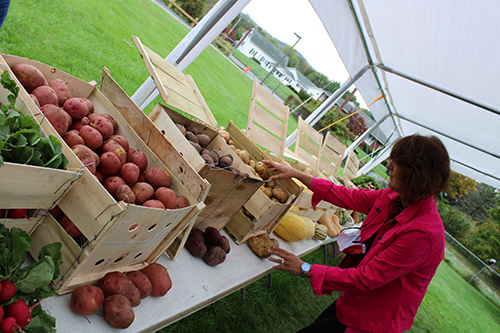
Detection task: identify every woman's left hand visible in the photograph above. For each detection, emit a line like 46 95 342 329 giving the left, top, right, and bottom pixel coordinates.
268 247 305 276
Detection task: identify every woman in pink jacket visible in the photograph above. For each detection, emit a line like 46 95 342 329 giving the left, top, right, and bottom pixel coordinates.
264 134 450 333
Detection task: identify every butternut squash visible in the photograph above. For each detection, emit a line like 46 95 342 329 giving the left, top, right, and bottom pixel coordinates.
274 212 315 242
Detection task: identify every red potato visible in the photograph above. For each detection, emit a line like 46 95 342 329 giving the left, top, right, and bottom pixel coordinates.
175 195 190 209
70 116 90 131
49 206 64 219
142 199 165 209
72 144 96 174
101 139 127 165
40 104 69 136
48 78 72 106
125 271 152 299
131 182 155 205
63 109 72 129
109 134 130 152
103 176 126 197
89 115 114 140
29 94 40 107
81 98 94 114
137 174 147 183
141 263 172 297
79 125 103 150
92 151 100 168
70 285 104 316
103 295 134 329
94 170 104 183
115 184 136 204
32 85 58 107
99 152 122 177
101 113 119 134
155 187 177 209
145 166 171 189
63 129 85 148
120 162 140 185
11 63 48 93
63 97 89 120
99 272 141 307
127 150 148 174
59 215 83 240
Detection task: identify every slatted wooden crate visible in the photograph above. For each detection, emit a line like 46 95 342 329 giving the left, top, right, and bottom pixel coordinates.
223 121 302 244
132 38 264 232
0 66 82 233
1 53 207 294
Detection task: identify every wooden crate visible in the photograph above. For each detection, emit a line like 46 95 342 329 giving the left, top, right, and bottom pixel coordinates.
147 103 263 231
1 54 207 294
132 36 218 128
223 121 303 244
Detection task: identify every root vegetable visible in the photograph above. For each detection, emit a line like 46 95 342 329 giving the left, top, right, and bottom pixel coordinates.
48 78 71 106
72 144 96 174
6 209 28 219
115 184 136 204
103 176 126 197
40 104 69 136
79 125 103 150
196 134 210 147
203 245 226 266
63 97 89 120
89 115 114 140
59 215 83 240
185 229 207 257
109 134 130 152
145 166 171 189
203 227 223 246
141 263 172 297
11 63 48 93
0 280 16 303
120 162 140 185
99 272 141 307
142 199 165 209
127 150 148 174
32 85 58 107
63 129 85 148
101 139 127 165
126 271 152 299
70 116 90 131
154 187 177 209
98 152 122 177
103 294 134 329
174 195 189 209
131 182 155 205
70 285 104 316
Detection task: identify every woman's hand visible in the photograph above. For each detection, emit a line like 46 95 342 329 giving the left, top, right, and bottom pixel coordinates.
268 247 305 276
262 160 313 187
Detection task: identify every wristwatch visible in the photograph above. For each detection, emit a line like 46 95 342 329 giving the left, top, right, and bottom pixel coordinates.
300 262 311 277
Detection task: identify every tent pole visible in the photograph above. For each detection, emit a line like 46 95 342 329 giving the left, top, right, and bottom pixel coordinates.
285 64 370 147
357 141 393 176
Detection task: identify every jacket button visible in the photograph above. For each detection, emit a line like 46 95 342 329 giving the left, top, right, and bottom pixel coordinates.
376 208 380 212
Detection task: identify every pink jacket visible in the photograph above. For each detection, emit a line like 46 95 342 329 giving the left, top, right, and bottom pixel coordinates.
309 178 445 333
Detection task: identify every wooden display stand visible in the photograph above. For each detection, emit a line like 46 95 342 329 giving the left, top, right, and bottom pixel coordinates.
320 131 346 179
132 39 264 233
1 54 208 294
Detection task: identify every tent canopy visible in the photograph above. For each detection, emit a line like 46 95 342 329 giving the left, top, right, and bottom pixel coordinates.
134 0 500 189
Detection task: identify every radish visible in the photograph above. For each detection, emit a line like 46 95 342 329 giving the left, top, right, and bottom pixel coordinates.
0 317 20 333
0 209 4 218
6 209 28 219
0 305 4 322
5 299 35 328
0 281 16 303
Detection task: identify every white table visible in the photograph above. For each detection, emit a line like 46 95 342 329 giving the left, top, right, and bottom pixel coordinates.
43 232 336 332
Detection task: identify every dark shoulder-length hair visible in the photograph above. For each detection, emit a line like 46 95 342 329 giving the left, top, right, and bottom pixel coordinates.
389 134 450 203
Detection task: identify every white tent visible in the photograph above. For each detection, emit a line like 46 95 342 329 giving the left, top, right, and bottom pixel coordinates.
134 0 500 189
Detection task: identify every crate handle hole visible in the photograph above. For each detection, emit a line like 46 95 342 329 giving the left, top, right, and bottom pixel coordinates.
164 223 172 229
95 259 105 266
148 224 157 231
114 256 124 263
134 252 143 259
129 223 139 232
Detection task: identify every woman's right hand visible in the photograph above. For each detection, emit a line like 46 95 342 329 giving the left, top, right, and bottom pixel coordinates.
262 160 313 187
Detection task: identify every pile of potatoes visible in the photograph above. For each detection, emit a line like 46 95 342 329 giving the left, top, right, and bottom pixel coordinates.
175 122 239 172
11 63 190 212
217 128 289 204
70 262 172 329
185 227 230 266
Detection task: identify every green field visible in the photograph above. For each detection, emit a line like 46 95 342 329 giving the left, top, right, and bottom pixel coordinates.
1 1 499 332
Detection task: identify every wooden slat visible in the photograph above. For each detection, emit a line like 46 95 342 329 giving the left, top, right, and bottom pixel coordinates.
294 117 321 171
132 36 217 128
246 79 289 158
320 132 346 177
343 149 360 180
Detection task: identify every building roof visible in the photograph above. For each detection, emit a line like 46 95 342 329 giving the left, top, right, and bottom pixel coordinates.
287 68 320 91
248 28 288 66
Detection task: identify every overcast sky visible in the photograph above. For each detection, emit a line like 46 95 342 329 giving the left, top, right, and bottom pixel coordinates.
241 0 350 83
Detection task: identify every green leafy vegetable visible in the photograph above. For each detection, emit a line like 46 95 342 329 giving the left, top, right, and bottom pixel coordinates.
0 70 68 169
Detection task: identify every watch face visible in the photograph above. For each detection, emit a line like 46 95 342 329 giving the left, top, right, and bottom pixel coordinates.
301 263 311 277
